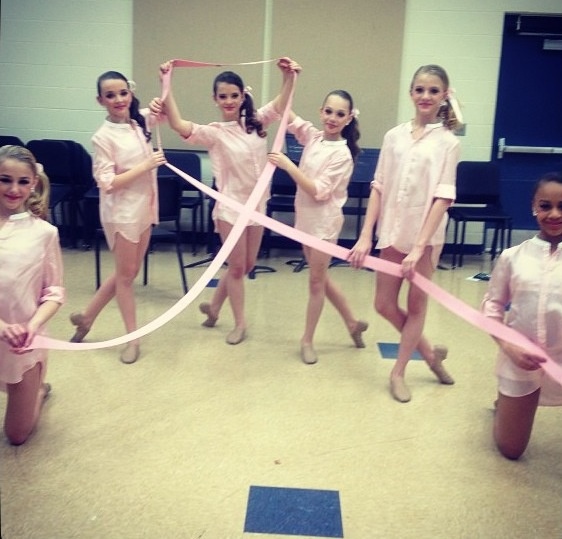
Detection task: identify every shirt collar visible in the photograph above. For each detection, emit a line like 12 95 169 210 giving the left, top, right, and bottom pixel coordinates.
8 211 31 222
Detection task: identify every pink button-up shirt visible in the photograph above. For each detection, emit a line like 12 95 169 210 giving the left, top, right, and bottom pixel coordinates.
92 109 158 250
373 121 459 256
288 116 353 241
0 213 64 383
186 101 280 226
482 236 562 405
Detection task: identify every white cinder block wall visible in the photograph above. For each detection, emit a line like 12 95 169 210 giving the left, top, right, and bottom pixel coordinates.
0 0 133 151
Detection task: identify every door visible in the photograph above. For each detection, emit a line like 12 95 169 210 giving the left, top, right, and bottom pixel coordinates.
493 13 562 230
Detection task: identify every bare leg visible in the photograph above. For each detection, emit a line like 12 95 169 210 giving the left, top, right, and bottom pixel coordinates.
324 272 368 347
113 230 151 362
375 247 448 401
301 246 331 345
70 229 150 346
200 276 228 327
69 273 117 342
211 222 264 344
494 389 540 460
4 362 49 445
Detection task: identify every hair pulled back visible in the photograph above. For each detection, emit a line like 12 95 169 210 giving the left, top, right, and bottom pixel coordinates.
410 64 463 131
97 70 151 143
323 90 361 162
213 71 266 138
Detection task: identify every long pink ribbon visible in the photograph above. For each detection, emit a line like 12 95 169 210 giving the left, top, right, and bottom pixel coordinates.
32 66 296 351
32 59 562 388
155 57 278 157
161 165 562 386
160 58 277 103
34 158 562 385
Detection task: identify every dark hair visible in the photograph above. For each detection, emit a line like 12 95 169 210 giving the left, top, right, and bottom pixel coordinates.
533 171 562 197
410 64 462 132
213 71 266 138
96 70 151 143
322 90 361 161
0 145 50 219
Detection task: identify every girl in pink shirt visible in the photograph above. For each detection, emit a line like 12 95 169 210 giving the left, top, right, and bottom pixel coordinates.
482 172 562 460
268 67 368 364
0 145 64 444
69 71 167 364
349 65 462 403
151 59 295 345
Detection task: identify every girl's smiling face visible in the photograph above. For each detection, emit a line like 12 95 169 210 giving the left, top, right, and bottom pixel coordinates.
319 94 352 141
0 158 37 217
213 82 244 122
97 78 133 123
410 73 446 123
533 179 562 245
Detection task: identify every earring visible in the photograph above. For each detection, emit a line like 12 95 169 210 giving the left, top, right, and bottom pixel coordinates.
532 210 538 216
440 100 447 107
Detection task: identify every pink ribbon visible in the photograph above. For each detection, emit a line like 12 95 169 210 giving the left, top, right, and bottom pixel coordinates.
32 65 296 351
32 58 562 388
161 165 562 386
155 57 278 156
159 58 277 103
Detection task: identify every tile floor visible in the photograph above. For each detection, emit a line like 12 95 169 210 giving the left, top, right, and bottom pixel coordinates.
1 244 561 539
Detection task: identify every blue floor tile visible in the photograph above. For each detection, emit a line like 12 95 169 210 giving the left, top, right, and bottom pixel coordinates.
244 485 343 537
377 342 422 360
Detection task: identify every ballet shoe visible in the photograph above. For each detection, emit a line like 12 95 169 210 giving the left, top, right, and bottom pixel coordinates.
350 320 368 348
199 302 218 328
69 312 91 343
300 343 318 365
390 376 411 403
226 327 246 345
120 344 140 364
430 345 455 385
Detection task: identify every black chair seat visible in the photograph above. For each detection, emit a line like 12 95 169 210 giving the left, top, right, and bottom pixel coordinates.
49 184 73 215
264 167 298 257
448 161 512 268
159 150 204 255
26 139 94 247
448 205 511 222
0 136 25 147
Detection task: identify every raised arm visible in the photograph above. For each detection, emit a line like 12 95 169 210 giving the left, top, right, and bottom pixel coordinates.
271 57 300 122
149 61 194 139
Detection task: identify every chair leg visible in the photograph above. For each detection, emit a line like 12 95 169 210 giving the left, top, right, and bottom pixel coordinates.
451 219 459 268
95 235 101 289
490 225 499 261
263 211 273 258
143 248 150 286
459 221 467 268
199 202 205 255
176 240 188 294
192 207 198 255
